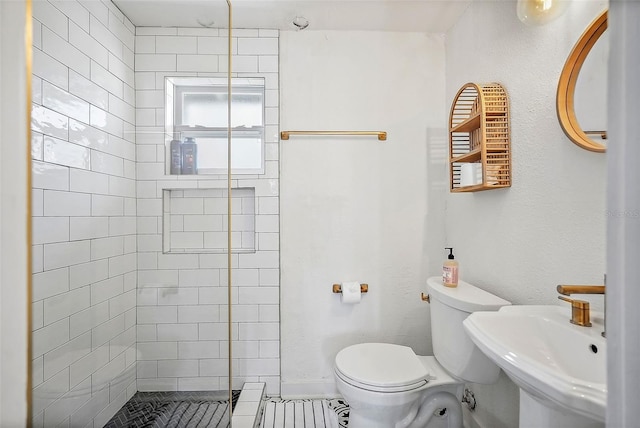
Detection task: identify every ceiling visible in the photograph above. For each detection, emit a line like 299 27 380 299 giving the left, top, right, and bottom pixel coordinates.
112 0 472 33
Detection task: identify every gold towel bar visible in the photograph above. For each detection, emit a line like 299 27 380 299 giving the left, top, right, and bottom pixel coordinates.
281 131 387 141
333 284 369 294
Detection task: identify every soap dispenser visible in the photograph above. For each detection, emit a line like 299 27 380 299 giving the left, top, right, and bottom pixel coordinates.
443 247 459 287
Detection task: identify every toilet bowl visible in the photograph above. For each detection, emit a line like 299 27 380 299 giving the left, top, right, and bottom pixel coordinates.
334 277 511 428
335 344 463 428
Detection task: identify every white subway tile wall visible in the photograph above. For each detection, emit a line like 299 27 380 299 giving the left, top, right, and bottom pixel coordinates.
31 1 137 425
135 27 280 395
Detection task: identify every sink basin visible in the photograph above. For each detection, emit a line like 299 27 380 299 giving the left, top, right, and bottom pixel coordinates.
463 305 606 426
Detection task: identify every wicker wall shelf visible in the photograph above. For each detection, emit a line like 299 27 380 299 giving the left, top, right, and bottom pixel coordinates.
449 83 511 192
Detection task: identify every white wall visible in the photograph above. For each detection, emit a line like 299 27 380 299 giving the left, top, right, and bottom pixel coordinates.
30 1 137 425
445 1 607 426
134 27 281 395
0 1 29 425
280 30 446 397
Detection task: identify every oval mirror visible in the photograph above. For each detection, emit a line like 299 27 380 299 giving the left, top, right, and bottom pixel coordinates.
557 10 608 153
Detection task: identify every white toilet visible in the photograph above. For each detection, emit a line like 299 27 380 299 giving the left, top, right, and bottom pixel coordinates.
334 277 511 428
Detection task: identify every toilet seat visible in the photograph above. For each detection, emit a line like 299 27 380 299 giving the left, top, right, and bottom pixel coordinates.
335 343 430 393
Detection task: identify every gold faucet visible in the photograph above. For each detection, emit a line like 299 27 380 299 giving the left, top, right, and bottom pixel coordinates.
556 284 605 329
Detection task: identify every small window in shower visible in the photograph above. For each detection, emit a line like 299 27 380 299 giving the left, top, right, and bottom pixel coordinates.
165 77 265 175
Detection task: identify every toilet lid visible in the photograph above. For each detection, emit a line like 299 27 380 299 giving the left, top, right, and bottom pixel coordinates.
335 343 430 390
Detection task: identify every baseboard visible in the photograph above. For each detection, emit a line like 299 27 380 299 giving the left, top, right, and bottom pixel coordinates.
280 380 340 399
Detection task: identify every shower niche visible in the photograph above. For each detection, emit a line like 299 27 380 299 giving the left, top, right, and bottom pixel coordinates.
162 187 256 254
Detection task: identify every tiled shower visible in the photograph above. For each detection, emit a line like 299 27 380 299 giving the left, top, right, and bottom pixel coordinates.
30 0 280 425
133 25 280 395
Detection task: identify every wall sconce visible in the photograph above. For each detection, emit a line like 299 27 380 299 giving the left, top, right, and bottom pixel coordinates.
517 0 569 25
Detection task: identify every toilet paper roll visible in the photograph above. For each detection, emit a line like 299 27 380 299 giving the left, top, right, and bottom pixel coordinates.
460 163 479 187
341 282 362 304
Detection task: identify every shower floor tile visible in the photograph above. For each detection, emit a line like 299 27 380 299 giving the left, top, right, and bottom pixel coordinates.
104 390 241 428
260 398 349 428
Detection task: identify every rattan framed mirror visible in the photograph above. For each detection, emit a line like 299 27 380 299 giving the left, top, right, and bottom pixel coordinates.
557 10 608 153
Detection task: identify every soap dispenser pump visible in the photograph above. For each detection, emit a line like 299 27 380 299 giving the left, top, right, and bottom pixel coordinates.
443 247 459 287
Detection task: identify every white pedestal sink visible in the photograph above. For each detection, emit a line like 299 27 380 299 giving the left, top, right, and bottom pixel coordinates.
463 305 606 428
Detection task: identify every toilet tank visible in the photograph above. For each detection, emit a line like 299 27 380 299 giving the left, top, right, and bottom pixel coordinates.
426 276 510 384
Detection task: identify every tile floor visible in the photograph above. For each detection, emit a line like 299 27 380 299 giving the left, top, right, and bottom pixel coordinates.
260 398 349 428
102 383 352 428
104 390 240 428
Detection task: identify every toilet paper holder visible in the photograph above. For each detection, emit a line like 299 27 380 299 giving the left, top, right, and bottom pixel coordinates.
333 283 369 294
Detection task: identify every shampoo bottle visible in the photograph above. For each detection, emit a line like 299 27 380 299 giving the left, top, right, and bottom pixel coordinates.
170 140 182 175
181 137 198 175
442 247 459 287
